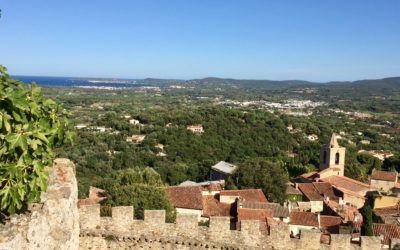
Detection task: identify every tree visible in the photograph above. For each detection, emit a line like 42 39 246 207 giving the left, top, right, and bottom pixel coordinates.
97 168 175 222
232 158 289 203
0 65 72 214
361 205 373 236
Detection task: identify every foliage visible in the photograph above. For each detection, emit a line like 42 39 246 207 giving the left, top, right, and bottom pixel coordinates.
231 158 289 203
0 65 72 214
97 168 175 222
361 205 373 236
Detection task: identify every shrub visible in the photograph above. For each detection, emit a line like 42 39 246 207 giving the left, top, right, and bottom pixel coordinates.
0 65 72 214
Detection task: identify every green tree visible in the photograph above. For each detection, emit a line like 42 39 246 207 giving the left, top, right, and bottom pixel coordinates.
0 65 72 214
98 168 175 222
361 205 373 236
232 158 289 203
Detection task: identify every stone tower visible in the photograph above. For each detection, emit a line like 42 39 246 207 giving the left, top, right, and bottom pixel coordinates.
319 133 346 176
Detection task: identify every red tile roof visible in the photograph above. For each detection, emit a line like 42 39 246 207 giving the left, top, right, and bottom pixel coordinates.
370 170 397 182
237 207 272 234
164 186 203 210
373 223 400 245
202 195 232 217
320 175 371 194
220 189 268 203
297 182 339 201
319 215 342 234
289 211 318 227
298 183 324 201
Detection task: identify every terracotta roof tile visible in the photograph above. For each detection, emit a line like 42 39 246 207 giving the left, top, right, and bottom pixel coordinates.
202 195 232 217
220 189 268 203
320 175 371 193
289 211 318 227
371 170 397 182
373 223 400 245
164 186 203 210
286 184 302 195
241 201 289 218
298 183 324 201
319 215 342 234
237 207 272 234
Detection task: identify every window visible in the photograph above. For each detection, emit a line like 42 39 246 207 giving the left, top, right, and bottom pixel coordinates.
335 152 340 164
323 151 327 164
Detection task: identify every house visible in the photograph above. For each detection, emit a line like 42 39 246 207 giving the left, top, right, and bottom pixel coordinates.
358 150 394 161
297 182 339 212
289 211 319 237
373 223 400 248
210 161 238 181
128 119 140 125
359 140 370 145
320 175 370 208
74 124 87 130
126 134 146 143
374 195 400 209
319 215 343 234
186 125 204 134
324 199 363 230
163 184 225 221
307 134 319 141
219 189 268 204
286 183 303 202
370 169 398 192
373 206 400 224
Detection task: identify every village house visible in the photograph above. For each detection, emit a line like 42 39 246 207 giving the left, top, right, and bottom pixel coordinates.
358 150 394 161
210 161 238 181
286 183 303 202
219 189 268 204
307 134 319 141
186 124 204 134
126 134 146 143
297 182 339 213
128 118 140 125
74 124 88 130
289 211 319 237
163 183 226 222
370 169 398 192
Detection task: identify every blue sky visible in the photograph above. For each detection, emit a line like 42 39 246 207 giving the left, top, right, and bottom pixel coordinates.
0 1 399 81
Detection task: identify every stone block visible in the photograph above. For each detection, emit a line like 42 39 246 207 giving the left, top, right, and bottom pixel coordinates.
330 234 351 250
176 213 198 230
79 204 100 231
361 236 381 250
144 210 166 225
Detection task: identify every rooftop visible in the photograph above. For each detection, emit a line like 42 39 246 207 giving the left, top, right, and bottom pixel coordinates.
220 189 268 203
319 215 342 234
370 169 397 182
211 161 238 175
289 211 318 227
164 186 203 210
373 223 400 245
320 175 371 194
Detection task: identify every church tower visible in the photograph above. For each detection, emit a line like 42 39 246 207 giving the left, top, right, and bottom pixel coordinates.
319 133 346 176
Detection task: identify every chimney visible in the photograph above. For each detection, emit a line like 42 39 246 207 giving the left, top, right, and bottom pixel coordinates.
317 213 321 228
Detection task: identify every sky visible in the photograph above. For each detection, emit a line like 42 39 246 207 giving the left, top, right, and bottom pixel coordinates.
0 1 399 82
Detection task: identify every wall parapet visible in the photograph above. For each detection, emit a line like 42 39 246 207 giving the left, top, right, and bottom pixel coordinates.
79 204 385 250
0 158 79 250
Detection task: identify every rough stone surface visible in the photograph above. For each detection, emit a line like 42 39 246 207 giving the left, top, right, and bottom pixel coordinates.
0 158 79 250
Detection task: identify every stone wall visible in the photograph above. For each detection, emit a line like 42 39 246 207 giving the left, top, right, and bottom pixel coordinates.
79 204 386 250
0 158 79 250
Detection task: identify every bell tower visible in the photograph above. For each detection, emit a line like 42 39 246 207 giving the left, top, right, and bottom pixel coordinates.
320 133 346 176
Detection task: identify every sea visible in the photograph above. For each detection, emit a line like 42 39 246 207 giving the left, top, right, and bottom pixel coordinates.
12 76 152 88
